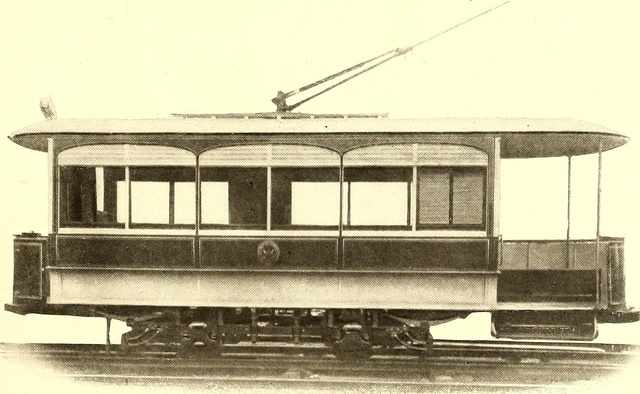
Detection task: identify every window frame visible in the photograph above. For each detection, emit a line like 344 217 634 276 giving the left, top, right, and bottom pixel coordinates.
58 165 127 228
128 166 196 229
270 166 341 230
56 144 489 234
343 167 413 230
198 166 269 230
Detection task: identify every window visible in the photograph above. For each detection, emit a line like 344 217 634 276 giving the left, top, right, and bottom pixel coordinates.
200 167 267 228
129 167 195 227
58 145 197 230
201 181 229 224
344 167 412 227
59 165 196 229
59 166 126 227
418 167 485 228
57 144 487 232
271 168 340 227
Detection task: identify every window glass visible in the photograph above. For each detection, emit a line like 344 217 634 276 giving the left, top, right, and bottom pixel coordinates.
272 167 339 227
129 167 195 226
174 182 196 224
344 167 411 227
349 182 409 226
418 167 485 228
291 182 340 226
201 182 229 224
59 166 125 227
200 167 267 227
116 181 128 224
131 182 170 224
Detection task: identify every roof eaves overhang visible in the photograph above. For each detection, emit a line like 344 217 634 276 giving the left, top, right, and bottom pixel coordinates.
8 117 629 158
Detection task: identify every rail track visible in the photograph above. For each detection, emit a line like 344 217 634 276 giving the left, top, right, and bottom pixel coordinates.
1 340 638 392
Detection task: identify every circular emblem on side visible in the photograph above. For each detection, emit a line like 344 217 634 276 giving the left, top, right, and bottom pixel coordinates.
257 240 280 266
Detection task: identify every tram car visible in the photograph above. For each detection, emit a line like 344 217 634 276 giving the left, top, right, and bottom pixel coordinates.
5 112 638 358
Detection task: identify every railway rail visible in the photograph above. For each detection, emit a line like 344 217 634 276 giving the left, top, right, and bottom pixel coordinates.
1 340 638 391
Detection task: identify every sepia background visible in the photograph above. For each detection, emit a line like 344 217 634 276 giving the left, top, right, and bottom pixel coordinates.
0 0 638 350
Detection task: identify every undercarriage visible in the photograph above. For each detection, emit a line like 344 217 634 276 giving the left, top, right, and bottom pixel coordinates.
113 308 468 360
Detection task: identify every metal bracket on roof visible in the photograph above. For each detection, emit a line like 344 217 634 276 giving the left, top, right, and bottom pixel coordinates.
170 112 388 119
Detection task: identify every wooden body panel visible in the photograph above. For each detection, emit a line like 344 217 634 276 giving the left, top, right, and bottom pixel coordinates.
343 238 493 270
199 238 338 269
47 268 497 310
13 236 48 302
497 270 598 303
44 236 624 312
53 235 499 271
56 235 196 268
500 239 610 270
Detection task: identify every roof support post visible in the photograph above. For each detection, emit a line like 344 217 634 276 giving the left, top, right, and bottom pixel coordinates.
105 317 111 354
595 141 603 264
338 155 344 269
411 144 418 231
566 156 572 240
195 154 201 268
47 138 54 234
266 145 273 235
488 137 501 269
488 137 501 238
566 155 572 267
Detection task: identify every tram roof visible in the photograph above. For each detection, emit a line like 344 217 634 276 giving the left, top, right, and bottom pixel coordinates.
9 116 628 158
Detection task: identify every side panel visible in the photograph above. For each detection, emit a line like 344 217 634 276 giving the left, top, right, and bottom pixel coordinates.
497 270 598 303
13 236 48 302
501 240 609 270
199 238 338 269
499 239 618 309
47 269 498 310
343 238 492 270
56 235 195 268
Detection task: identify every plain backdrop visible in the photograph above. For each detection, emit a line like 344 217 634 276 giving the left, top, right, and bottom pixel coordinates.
0 0 639 350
